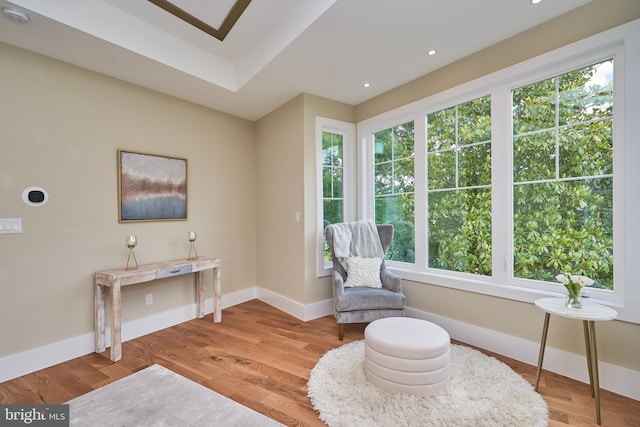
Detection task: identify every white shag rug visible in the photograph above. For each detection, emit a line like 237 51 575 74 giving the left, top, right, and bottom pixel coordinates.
308 341 548 427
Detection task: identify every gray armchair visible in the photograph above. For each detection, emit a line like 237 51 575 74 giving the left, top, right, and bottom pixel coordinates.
325 221 406 340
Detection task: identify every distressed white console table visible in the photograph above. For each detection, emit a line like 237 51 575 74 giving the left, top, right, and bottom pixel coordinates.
95 257 221 362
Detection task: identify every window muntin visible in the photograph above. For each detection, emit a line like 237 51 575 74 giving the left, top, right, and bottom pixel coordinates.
512 60 614 290
373 121 415 263
427 96 492 275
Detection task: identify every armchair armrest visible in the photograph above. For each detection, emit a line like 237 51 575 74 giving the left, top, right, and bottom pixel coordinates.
332 270 345 297
380 268 402 293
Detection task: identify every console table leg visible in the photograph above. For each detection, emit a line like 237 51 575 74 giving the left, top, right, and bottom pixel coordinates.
213 265 221 323
95 283 105 353
110 280 122 362
534 312 550 392
196 270 205 318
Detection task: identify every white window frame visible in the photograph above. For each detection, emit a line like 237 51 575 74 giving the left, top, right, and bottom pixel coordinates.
316 116 356 277
357 20 640 324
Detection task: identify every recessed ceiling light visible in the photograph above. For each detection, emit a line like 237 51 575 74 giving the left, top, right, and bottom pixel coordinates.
427 49 437 56
530 0 542 4
363 83 371 88
1 7 30 24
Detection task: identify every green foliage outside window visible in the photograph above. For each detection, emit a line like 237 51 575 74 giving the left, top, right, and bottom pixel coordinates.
323 131 344 262
427 96 492 275
512 60 613 289
368 60 613 291
374 122 415 262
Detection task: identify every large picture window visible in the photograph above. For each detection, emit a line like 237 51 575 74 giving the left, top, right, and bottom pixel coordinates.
512 60 614 290
356 21 638 323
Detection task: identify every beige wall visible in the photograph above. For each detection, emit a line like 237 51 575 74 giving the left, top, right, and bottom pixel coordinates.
355 0 640 372
255 95 305 301
255 93 356 305
0 43 257 357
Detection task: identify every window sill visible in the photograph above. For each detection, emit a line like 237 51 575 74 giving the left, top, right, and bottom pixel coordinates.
387 265 637 324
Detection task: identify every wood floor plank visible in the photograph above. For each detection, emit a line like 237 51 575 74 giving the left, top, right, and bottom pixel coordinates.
19 371 74 404
1 299 638 427
0 378 37 404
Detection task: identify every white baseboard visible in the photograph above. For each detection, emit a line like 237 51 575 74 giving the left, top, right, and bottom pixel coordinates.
255 287 333 321
303 298 334 321
2 290 638 402
256 287 306 320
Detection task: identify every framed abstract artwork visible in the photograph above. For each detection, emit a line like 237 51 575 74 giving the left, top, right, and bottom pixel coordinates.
118 150 187 222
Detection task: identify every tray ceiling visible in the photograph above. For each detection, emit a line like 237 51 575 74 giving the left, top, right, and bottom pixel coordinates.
0 0 591 120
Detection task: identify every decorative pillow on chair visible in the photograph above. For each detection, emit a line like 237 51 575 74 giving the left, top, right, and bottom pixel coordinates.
344 257 383 288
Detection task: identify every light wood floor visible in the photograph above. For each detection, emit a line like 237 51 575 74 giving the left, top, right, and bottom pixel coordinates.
1 300 638 426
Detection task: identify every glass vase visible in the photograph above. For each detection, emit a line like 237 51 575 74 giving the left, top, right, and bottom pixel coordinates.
565 290 582 309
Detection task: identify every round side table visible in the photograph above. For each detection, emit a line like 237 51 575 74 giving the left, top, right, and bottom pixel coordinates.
534 297 617 425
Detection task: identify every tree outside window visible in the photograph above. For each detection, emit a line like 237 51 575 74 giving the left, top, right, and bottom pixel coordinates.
373 122 415 263
427 96 492 275
512 59 614 290
323 131 344 262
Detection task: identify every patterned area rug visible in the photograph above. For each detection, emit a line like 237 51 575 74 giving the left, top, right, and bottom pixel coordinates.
67 364 283 426
308 341 548 427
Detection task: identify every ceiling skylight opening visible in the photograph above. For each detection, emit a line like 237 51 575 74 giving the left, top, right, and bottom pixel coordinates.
427 49 437 56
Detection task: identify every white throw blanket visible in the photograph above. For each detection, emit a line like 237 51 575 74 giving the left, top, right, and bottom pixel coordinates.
329 220 384 271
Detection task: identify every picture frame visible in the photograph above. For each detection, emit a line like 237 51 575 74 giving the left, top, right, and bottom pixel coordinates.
118 150 187 222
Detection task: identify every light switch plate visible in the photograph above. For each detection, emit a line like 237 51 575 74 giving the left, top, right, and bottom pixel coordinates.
0 218 22 234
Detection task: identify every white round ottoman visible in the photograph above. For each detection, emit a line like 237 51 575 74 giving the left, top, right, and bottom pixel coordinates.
364 317 451 396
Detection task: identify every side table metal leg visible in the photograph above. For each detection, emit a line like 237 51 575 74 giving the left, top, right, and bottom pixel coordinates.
587 321 602 425
583 320 595 398
534 312 551 392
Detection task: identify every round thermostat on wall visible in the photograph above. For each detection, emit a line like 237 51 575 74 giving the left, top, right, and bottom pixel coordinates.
22 187 49 206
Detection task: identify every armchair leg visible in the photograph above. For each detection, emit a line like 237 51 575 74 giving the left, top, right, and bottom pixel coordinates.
338 324 345 341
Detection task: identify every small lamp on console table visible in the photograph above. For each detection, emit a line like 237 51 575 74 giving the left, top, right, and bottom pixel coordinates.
124 235 139 270
187 231 198 260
